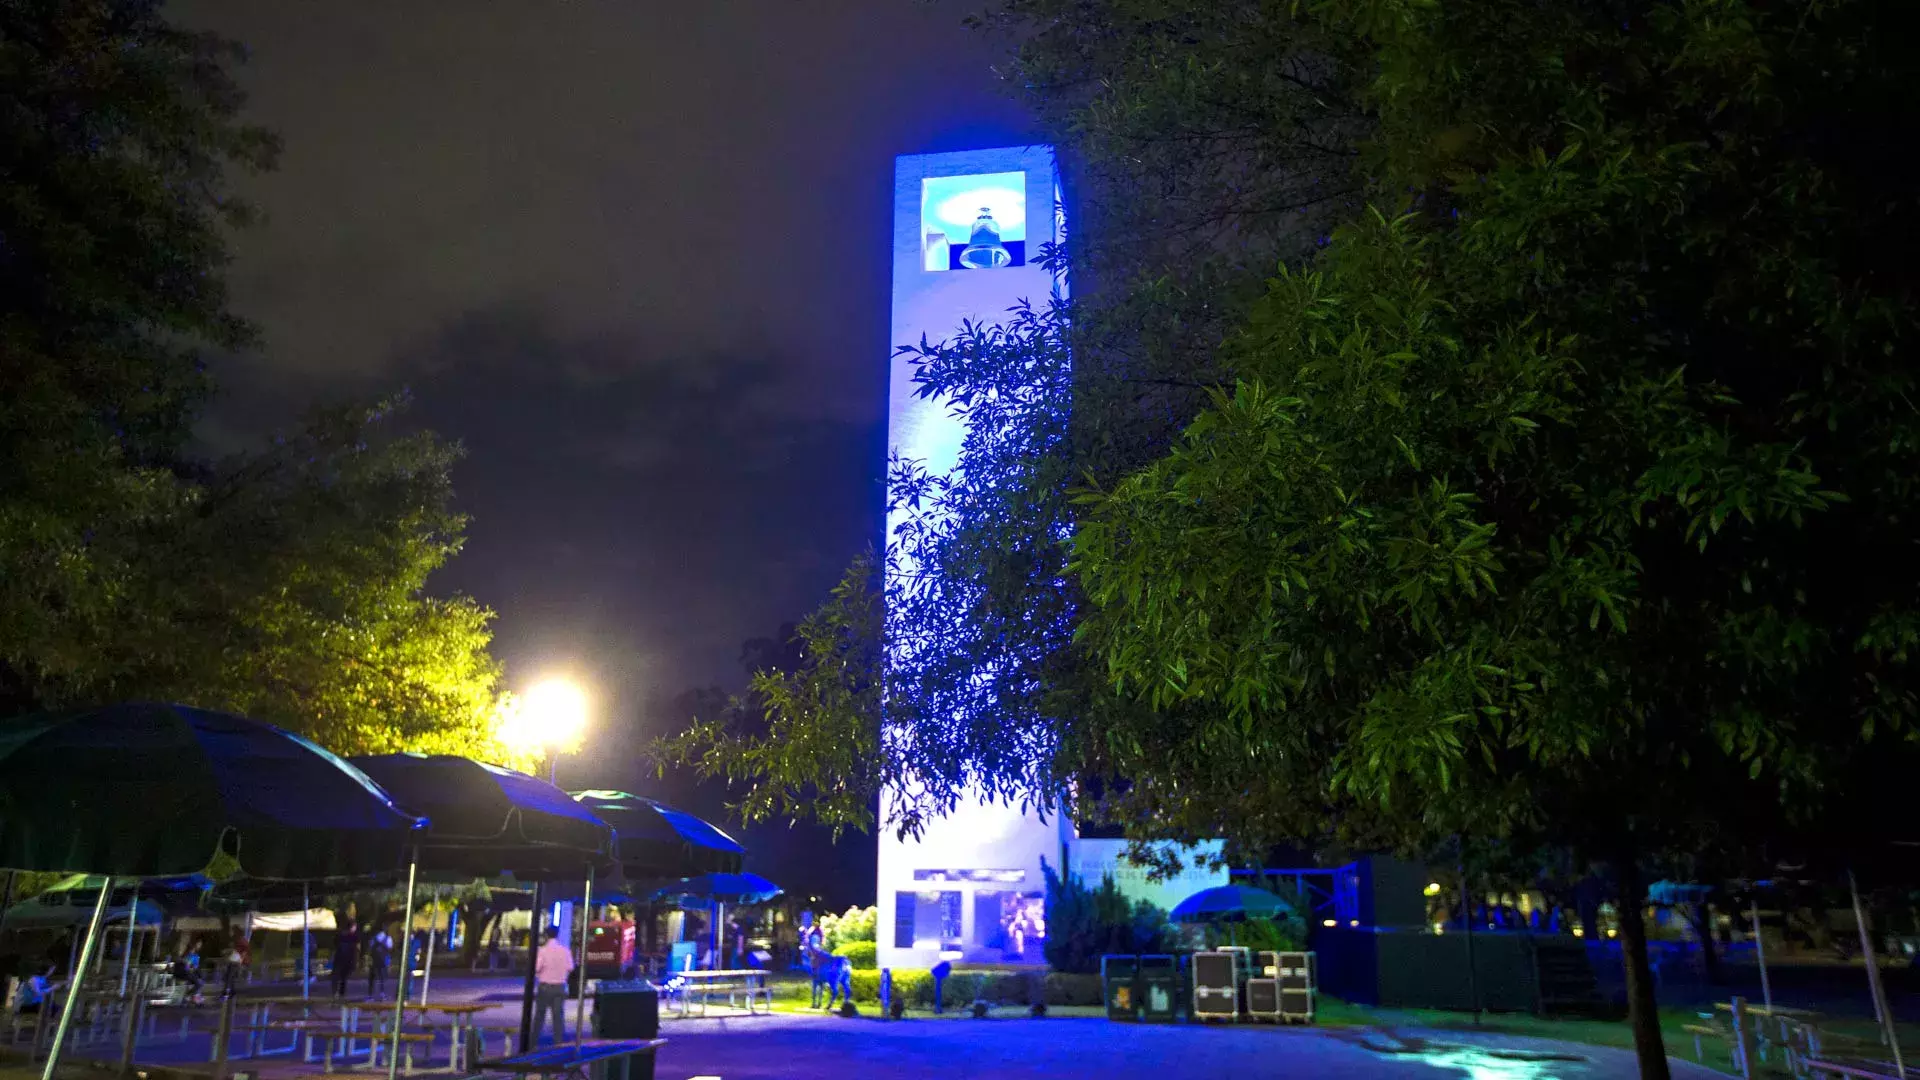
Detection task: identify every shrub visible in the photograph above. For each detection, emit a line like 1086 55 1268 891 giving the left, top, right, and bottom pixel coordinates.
970 1000 990 1019
1206 915 1305 953
1041 858 1177 973
833 940 878 969
820 905 877 953
1041 972 1103 1007
1030 1002 1047 1018
851 967 932 1006
848 966 1052 1010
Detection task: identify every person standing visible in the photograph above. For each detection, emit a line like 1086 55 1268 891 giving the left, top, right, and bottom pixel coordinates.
368 925 392 998
330 923 360 999
221 934 251 997
532 926 574 1044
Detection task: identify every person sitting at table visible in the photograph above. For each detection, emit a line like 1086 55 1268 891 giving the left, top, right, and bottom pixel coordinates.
532 926 574 1044
170 945 205 1004
13 965 60 1013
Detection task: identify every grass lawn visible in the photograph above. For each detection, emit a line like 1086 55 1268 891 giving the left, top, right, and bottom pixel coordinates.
721 971 1919 1074
1318 997 1920 1076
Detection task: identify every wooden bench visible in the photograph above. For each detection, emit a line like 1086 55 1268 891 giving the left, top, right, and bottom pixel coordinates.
230 1023 308 1058
371 1030 436 1075
310 1027 382 1072
465 1024 522 1063
726 981 773 1014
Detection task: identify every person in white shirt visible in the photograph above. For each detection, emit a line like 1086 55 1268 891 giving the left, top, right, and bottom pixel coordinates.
532 927 574 1043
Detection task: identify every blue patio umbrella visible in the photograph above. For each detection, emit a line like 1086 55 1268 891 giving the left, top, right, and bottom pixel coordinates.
1172 885 1294 944
352 755 616 881
657 873 782 971
570 790 745 881
659 872 782 904
1171 884 1292 922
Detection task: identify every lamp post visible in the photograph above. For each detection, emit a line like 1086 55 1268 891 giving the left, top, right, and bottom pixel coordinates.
503 677 589 1051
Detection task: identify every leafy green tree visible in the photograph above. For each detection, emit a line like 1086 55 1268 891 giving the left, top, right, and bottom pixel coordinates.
1073 2 1920 1072
1 1 519 767
1040 862 1172 974
660 553 884 835
669 1 1920 1072
2 0 276 714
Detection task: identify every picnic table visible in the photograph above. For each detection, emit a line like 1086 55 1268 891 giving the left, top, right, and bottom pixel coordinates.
477 1037 665 1080
1711 999 1832 1077
388 1001 493 1072
663 970 771 1017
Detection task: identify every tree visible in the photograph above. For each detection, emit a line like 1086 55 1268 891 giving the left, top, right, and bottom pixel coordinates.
671 2 1920 1076
1 1 520 766
659 553 884 835
7 394 530 765
1071 2 1920 1072
2 0 276 714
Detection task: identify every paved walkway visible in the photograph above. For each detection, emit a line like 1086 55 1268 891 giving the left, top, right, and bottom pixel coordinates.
57 974 1727 1080
650 1012 1726 1080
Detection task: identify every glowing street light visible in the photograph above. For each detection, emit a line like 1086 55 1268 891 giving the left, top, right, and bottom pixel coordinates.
501 677 589 781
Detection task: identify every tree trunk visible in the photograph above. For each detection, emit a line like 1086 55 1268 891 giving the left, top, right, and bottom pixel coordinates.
1687 901 1722 985
1616 857 1671 1080
460 909 499 969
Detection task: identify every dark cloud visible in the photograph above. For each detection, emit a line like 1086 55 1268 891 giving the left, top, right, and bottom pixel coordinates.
166 1 1030 895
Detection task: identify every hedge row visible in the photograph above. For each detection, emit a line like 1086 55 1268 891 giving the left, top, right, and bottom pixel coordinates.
843 969 1103 1008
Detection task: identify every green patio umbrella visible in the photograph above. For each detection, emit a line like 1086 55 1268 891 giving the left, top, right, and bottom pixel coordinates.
0 703 426 1080
0 703 425 878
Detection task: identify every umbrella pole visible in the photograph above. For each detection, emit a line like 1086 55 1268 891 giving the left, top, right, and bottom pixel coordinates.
1849 869 1905 1078
573 868 594 1051
419 886 442 1005
387 854 419 1080
43 874 114 1080
517 883 542 1053
1750 894 1772 1012
119 910 136 996
302 884 311 1002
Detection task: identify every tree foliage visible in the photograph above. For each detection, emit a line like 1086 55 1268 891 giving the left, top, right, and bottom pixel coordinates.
658 554 884 834
1040 862 1173 974
1 0 518 765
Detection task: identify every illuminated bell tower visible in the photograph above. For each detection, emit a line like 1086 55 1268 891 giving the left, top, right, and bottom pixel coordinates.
877 146 1071 970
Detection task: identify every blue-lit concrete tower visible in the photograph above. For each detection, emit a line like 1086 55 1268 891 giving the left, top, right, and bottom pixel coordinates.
877 146 1071 970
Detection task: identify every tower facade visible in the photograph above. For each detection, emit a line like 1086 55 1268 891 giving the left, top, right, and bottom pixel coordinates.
877 146 1070 970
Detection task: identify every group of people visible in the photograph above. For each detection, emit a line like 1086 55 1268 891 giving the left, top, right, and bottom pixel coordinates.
326 921 397 999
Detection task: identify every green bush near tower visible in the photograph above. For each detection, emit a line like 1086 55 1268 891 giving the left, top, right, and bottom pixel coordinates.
832 940 878 969
843 968 1104 1008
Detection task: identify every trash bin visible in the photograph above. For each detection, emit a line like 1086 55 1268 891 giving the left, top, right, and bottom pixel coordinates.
590 982 659 1080
1102 954 1141 1021
1138 954 1180 1022
593 980 660 1039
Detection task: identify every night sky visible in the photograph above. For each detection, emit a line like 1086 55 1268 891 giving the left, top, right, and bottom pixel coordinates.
169 1 1035 904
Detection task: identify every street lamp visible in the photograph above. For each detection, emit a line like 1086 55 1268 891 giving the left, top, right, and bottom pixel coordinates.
502 677 589 782
501 676 591 1052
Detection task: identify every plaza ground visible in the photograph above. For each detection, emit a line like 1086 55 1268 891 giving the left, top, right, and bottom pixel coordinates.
2 971 1754 1080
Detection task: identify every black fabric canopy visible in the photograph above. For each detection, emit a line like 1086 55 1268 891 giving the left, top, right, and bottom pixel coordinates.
0 703 425 879
350 754 615 881
569 789 744 880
